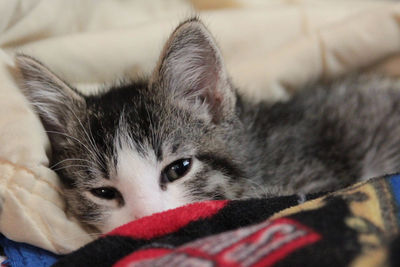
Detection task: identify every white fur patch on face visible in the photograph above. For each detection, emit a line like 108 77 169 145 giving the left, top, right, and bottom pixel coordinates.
98 128 192 233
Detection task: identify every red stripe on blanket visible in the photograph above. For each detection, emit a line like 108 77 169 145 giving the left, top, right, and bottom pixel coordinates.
114 217 321 267
107 200 228 239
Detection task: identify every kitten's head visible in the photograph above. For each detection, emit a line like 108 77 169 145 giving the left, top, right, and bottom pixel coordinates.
17 18 250 233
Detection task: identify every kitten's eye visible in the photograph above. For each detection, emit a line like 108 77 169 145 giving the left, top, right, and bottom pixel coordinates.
90 187 120 200
162 158 192 183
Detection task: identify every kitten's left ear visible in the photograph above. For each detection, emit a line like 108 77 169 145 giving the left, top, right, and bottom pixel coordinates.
151 18 235 123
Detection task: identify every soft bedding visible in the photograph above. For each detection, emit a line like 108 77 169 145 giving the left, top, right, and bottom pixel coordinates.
54 174 400 266
3 174 400 266
1 0 400 260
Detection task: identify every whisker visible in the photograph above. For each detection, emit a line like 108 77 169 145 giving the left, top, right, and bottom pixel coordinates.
52 164 91 172
45 130 100 162
240 177 268 198
85 113 105 169
73 112 99 154
50 158 93 169
66 107 104 169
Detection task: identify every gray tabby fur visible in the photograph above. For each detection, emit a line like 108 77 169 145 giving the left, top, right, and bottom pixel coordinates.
16 18 400 232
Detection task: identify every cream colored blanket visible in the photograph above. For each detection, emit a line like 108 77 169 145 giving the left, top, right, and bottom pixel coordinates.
1 0 400 254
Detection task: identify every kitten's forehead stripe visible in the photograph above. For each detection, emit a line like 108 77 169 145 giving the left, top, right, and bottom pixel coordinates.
172 143 180 154
155 145 163 161
85 80 169 174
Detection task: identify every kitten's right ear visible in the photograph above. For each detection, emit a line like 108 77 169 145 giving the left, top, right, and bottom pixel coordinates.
16 55 85 132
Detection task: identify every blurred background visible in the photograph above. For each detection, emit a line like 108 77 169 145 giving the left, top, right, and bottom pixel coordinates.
2 0 400 101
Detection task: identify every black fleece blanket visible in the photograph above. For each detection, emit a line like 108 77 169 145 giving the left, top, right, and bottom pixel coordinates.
54 174 400 267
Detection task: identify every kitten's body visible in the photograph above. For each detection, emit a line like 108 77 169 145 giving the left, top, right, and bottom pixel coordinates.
17 18 400 232
240 76 400 195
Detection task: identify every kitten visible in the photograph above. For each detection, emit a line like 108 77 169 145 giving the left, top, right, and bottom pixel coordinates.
17 18 400 233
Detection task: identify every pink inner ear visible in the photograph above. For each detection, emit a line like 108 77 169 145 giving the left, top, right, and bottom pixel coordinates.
154 21 234 123
190 52 224 120
205 87 224 123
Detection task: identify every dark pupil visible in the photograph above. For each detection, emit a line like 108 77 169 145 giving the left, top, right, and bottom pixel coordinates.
90 187 117 200
165 158 191 182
